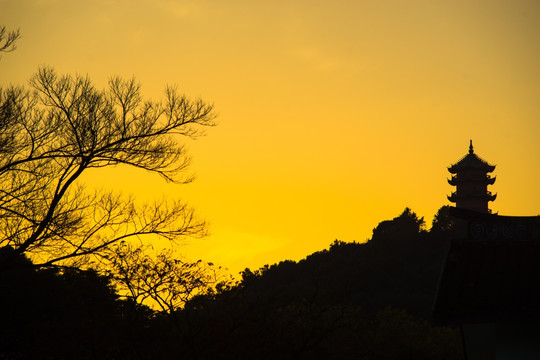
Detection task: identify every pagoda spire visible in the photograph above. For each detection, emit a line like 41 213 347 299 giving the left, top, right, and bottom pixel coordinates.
447 141 496 213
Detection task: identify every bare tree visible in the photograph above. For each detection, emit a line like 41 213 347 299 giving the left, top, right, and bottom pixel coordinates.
0 26 20 54
0 67 215 270
106 241 231 326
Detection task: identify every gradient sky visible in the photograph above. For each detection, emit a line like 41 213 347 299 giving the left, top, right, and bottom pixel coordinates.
2 0 539 275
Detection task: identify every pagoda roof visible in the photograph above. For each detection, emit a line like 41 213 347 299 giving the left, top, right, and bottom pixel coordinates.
448 140 496 174
448 175 496 186
447 191 497 203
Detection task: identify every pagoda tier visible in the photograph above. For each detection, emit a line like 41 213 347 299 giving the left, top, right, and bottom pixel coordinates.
447 191 497 202
447 141 496 214
448 174 496 186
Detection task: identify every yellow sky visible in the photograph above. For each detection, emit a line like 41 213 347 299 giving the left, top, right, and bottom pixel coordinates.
2 0 540 275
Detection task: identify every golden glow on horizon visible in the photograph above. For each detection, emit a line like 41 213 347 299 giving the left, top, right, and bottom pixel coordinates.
2 0 540 274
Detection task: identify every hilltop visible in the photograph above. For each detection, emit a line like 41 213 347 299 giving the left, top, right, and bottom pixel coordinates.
169 206 464 359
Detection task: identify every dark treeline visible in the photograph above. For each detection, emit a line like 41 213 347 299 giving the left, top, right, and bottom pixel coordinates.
1 206 464 359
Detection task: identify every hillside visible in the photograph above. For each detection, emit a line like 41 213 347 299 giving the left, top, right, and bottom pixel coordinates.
0 206 464 359
170 207 464 359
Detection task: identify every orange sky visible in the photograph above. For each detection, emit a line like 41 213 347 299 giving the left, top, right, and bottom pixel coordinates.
2 0 540 275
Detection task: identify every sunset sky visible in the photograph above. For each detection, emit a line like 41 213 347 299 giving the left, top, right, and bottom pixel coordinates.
2 0 540 275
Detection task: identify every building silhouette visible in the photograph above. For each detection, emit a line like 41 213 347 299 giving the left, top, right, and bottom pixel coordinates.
435 145 540 359
447 140 496 213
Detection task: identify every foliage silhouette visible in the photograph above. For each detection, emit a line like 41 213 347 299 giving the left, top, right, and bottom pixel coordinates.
107 241 233 327
0 248 154 359
164 207 463 359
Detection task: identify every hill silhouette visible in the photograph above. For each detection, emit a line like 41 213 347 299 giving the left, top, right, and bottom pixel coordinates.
236 207 448 319
0 206 464 359
170 206 464 359
0 247 177 359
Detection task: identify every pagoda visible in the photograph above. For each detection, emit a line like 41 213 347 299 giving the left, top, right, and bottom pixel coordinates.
447 140 496 213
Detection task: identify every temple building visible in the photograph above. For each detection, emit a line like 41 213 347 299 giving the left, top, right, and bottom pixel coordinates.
435 145 540 359
447 140 496 213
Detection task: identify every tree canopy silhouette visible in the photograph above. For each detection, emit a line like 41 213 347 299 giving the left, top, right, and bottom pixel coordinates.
0 67 215 270
107 241 231 324
370 207 426 244
0 249 161 359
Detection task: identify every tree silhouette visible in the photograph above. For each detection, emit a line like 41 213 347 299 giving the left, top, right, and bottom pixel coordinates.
0 67 215 270
0 248 153 359
370 207 426 244
106 241 231 324
431 205 458 235
0 26 20 54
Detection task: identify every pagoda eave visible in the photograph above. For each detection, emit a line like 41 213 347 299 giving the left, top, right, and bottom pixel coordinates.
447 177 496 186
448 164 496 174
448 193 497 203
